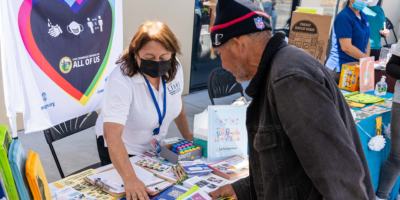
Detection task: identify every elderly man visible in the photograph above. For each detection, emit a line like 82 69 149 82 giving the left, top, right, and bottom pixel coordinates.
208 0 375 199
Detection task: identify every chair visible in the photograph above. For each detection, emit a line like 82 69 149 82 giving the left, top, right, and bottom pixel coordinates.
207 67 245 105
274 17 291 35
384 17 398 47
43 111 101 178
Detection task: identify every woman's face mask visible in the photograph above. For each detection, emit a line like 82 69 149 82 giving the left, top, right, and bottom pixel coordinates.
352 0 368 11
138 55 171 78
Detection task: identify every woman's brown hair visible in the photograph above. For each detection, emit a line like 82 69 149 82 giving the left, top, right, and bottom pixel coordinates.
117 21 181 83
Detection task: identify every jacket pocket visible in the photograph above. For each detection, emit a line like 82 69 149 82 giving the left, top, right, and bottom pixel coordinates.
253 127 284 177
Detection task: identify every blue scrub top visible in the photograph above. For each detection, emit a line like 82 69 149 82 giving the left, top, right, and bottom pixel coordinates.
326 5 371 72
195 0 201 9
363 6 385 50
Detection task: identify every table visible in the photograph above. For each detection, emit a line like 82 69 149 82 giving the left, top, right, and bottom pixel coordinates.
357 91 400 200
49 156 237 199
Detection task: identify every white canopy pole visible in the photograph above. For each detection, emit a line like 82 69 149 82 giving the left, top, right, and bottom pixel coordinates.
9 116 17 138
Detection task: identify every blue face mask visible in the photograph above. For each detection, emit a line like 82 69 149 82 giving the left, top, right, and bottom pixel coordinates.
352 0 368 11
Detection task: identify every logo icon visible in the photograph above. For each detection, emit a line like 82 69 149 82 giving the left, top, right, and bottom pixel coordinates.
254 17 265 30
67 21 84 35
214 34 223 46
42 92 47 101
47 19 62 37
59 57 72 74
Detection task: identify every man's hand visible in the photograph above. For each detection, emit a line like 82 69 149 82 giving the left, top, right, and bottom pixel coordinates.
380 29 390 37
209 184 238 200
124 178 154 200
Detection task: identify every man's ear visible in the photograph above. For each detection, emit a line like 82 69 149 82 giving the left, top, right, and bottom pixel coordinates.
230 37 243 55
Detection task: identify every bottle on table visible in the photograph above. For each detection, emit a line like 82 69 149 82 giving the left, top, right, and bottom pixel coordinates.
375 75 387 96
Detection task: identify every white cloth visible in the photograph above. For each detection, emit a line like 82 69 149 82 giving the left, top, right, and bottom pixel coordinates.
95 60 184 155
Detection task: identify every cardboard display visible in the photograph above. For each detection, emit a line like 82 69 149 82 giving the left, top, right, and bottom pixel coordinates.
26 150 52 200
359 57 375 93
288 11 332 64
339 62 360 92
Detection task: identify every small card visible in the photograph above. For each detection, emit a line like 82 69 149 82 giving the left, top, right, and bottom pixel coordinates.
361 106 391 115
151 139 162 156
354 110 374 119
374 101 393 108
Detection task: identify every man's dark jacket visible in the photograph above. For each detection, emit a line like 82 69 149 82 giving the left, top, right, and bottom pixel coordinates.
232 34 375 200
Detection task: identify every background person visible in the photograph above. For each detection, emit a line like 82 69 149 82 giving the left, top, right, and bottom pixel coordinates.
262 0 277 32
95 21 193 200
325 0 371 83
377 40 400 200
363 0 390 61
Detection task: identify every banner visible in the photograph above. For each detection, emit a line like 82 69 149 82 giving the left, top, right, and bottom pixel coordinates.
0 0 123 135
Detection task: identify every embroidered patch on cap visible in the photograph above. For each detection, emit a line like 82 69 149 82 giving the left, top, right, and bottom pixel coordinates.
254 17 265 30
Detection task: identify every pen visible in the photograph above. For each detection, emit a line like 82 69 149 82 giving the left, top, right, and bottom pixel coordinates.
97 178 124 188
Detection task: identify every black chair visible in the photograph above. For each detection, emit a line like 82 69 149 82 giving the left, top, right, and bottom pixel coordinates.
384 17 398 47
274 17 291 35
43 111 101 178
207 67 245 105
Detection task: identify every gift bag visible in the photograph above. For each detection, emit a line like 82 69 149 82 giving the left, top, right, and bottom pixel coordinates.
194 105 248 162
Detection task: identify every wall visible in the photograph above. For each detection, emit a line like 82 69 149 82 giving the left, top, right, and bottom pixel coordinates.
122 0 195 95
381 0 400 45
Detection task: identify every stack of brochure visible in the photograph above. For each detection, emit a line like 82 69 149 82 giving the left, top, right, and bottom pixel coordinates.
182 164 212 177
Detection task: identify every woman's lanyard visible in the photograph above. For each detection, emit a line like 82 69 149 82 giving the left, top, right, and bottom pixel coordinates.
143 75 166 136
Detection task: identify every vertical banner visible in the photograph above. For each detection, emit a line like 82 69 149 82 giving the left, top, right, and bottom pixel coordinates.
0 0 123 134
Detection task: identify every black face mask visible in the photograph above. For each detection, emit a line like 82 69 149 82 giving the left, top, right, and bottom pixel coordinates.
138 56 171 78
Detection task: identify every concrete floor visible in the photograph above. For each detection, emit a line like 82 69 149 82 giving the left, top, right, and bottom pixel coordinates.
17 82 250 182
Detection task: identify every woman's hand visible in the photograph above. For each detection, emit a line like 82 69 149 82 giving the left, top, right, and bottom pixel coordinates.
380 29 390 37
124 177 154 200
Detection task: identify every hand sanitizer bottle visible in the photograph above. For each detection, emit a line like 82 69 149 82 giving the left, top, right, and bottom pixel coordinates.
375 75 387 96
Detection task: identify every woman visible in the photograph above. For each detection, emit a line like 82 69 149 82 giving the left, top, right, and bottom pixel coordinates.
363 0 390 61
95 21 193 200
377 40 400 200
325 0 371 83
262 0 278 32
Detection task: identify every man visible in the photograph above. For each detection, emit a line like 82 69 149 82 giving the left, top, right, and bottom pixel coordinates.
208 0 375 199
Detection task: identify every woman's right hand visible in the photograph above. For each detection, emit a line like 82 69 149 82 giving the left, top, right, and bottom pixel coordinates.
124 177 154 200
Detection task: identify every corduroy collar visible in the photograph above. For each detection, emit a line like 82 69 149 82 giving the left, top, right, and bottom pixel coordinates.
245 32 287 98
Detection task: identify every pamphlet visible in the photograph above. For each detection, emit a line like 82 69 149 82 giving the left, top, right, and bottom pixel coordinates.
361 106 391 115
52 186 97 200
344 92 385 104
354 110 374 119
208 156 249 180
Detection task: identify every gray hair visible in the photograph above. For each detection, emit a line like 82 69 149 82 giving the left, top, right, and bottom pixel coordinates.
224 30 272 48
247 30 273 41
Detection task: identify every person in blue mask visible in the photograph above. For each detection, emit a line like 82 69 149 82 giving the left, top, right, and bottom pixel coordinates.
325 0 371 83
363 0 390 61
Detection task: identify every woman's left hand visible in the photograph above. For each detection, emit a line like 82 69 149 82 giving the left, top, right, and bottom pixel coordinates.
187 132 194 141
380 29 390 37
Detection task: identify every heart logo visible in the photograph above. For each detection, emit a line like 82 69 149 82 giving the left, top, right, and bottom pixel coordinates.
18 0 115 105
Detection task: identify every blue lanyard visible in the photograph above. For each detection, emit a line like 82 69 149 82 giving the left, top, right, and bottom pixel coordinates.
143 75 166 135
